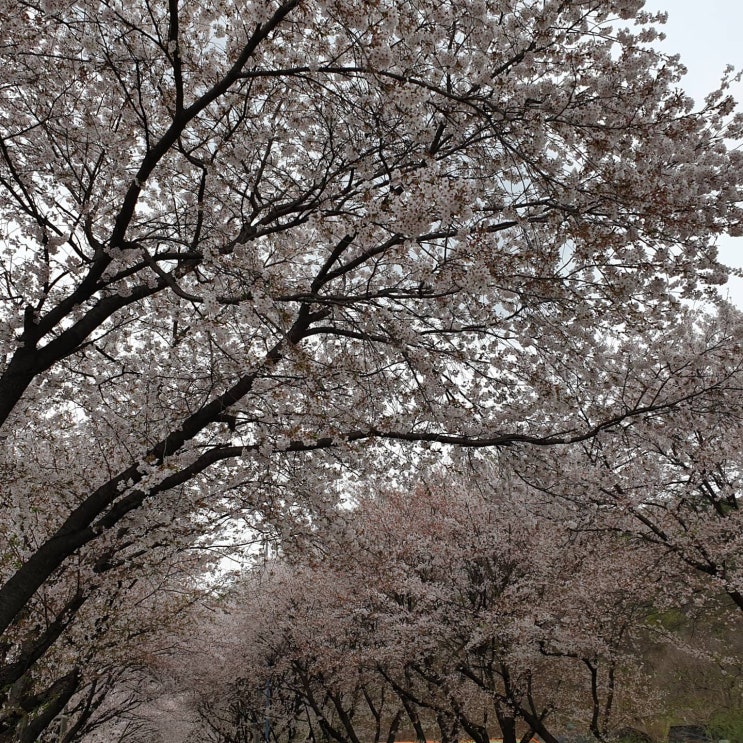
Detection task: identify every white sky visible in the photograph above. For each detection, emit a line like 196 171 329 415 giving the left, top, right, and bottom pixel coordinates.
642 0 743 306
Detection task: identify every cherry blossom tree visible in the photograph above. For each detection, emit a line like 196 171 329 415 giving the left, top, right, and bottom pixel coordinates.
511 305 743 613
160 474 677 743
2 0 743 737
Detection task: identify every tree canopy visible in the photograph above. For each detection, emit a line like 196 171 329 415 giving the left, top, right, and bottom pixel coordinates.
1 0 742 739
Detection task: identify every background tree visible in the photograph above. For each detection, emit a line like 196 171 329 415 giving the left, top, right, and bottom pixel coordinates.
513 305 743 613
153 473 680 743
2 0 743 737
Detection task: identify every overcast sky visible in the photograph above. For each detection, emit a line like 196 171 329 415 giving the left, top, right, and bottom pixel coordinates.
642 0 743 305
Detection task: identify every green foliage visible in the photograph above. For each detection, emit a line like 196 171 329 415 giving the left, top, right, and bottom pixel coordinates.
707 711 743 743
646 608 687 633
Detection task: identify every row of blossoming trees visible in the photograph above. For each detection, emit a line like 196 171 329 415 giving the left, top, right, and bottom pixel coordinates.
61 308 743 740
2 0 743 739
129 436 743 743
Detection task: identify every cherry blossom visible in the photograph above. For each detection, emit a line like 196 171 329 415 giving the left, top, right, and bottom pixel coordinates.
1 0 742 737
